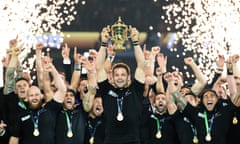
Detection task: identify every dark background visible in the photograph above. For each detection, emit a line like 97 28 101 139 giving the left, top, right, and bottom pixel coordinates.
30 0 195 85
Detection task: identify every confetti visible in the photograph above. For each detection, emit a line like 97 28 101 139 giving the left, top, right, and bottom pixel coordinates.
163 0 240 82
0 0 79 78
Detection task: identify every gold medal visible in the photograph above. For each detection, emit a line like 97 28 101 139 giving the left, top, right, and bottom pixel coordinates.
205 133 211 142
155 131 162 139
233 116 238 125
116 112 124 121
193 136 199 144
67 130 73 138
89 136 94 144
33 128 40 136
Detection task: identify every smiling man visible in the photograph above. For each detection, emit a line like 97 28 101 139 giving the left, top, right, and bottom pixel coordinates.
9 62 66 144
55 88 87 144
170 87 238 144
95 27 145 144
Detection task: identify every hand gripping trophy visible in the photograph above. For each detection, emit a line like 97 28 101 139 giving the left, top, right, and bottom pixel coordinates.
107 16 131 52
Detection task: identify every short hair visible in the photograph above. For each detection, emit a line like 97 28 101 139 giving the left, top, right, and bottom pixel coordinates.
66 88 76 97
154 92 166 102
199 89 217 100
16 77 30 84
112 62 131 75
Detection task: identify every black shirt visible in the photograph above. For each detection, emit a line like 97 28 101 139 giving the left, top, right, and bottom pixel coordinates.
84 116 104 144
172 110 196 144
0 87 10 144
12 100 61 144
98 79 144 144
226 103 240 144
4 92 28 136
55 105 87 144
147 112 180 144
183 99 235 144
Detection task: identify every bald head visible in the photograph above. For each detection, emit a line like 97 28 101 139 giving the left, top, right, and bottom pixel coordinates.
27 86 43 109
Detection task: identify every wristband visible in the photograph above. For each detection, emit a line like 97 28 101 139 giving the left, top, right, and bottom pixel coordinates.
215 67 223 74
74 64 81 71
227 64 233 75
227 70 233 75
216 68 223 72
132 41 139 46
101 42 108 47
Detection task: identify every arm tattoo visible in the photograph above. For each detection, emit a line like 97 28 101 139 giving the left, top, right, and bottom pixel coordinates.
171 90 187 111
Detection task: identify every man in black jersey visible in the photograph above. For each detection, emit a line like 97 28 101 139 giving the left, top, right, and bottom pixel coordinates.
84 96 104 144
55 89 87 144
95 27 145 144
9 62 66 144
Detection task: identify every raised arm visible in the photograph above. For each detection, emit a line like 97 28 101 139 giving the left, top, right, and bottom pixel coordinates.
226 55 239 105
155 53 167 93
232 54 240 76
130 27 145 83
143 45 159 79
4 38 23 95
81 56 97 112
42 56 54 102
61 43 72 84
96 27 109 82
46 62 67 103
104 44 116 84
165 72 187 111
184 57 208 95
69 47 82 91
35 42 44 89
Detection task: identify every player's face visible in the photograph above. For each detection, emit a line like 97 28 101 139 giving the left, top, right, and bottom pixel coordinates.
112 67 129 88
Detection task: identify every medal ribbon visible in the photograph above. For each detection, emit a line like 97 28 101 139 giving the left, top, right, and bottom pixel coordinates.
30 110 40 130
65 112 72 132
18 100 27 110
190 124 197 137
184 117 197 137
204 111 215 134
151 115 164 132
117 97 124 114
88 120 102 137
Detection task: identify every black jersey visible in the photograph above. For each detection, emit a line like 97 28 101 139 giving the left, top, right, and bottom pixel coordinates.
172 110 196 144
98 79 144 144
55 105 87 144
183 99 234 144
12 100 61 144
84 116 104 144
147 112 181 144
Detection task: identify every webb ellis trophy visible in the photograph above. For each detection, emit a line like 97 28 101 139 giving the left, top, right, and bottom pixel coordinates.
107 16 131 52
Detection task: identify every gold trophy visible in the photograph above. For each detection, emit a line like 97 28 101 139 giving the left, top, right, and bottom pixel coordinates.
108 17 130 52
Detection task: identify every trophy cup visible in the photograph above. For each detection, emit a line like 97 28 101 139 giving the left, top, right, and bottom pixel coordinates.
108 17 130 52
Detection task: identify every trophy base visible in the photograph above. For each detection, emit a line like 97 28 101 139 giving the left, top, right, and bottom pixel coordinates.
114 46 126 52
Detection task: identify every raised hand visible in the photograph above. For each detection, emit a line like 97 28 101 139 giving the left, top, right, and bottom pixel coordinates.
73 47 82 65
81 56 96 73
151 46 160 56
216 55 225 68
129 27 139 41
231 54 239 64
35 42 44 51
184 57 194 65
101 27 110 43
61 43 70 59
157 53 167 73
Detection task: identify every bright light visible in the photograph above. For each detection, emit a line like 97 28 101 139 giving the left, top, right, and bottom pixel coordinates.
163 0 240 81
0 0 79 74
149 26 154 31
